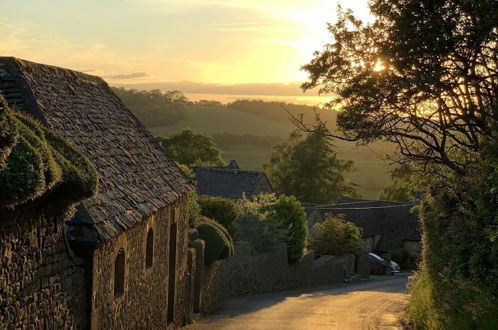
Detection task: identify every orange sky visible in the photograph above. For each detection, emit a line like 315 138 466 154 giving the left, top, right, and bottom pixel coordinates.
0 0 371 87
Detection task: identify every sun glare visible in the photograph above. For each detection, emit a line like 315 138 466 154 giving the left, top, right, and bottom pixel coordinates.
373 59 386 72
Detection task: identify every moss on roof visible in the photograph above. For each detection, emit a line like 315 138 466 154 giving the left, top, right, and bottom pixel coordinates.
0 96 97 209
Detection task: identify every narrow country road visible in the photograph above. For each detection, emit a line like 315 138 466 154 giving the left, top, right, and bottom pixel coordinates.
193 273 409 330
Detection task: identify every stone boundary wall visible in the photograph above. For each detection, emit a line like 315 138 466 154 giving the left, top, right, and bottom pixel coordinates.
200 242 369 314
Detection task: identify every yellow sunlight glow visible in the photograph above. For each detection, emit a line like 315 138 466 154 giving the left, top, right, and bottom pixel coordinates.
373 59 386 72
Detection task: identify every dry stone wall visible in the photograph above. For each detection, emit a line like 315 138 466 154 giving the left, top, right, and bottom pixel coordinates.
0 201 88 329
200 242 367 314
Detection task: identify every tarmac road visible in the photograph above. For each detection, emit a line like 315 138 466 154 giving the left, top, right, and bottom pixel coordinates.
193 273 409 330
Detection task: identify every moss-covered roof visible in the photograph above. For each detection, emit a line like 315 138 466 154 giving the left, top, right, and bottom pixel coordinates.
0 96 97 209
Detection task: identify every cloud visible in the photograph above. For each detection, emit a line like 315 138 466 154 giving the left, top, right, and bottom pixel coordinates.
106 72 149 80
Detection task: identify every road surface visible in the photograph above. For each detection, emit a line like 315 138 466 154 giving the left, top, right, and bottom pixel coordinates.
193 274 409 330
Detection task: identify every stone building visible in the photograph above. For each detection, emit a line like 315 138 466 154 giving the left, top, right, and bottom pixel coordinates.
0 96 97 329
304 197 421 257
0 57 194 329
194 160 273 199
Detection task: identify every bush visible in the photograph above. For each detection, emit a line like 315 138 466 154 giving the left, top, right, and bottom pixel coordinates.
265 195 308 263
308 214 362 256
233 213 284 254
389 248 409 265
199 196 239 233
187 191 201 228
196 217 234 266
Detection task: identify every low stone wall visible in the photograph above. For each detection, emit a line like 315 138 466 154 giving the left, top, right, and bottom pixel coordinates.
200 242 368 314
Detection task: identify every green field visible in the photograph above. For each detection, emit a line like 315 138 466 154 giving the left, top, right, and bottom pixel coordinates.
149 105 394 199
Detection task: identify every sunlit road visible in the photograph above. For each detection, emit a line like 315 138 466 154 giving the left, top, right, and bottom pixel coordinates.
193 274 409 330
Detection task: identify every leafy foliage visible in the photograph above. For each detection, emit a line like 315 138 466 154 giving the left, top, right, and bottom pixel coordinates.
389 248 410 265
379 164 427 202
265 195 308 263
0 97 97 208
233 213 284 254
196 217 234 266
301 0 498 175
187 191 201 228
157 129 225 167
407 145 498 328
198 195 239 233
264 128 356 203
309 214 362 256
113 87 187 127
233 194 284 254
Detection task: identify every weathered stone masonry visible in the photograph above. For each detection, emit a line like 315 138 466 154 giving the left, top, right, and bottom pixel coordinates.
88 198 191 329
0 200 89 329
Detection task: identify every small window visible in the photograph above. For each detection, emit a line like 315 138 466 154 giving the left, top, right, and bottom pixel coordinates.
146 228 154 268
114 249 125 298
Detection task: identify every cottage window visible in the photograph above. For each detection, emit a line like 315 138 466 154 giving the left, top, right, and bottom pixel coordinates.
114 249 125 298
146 228 154 268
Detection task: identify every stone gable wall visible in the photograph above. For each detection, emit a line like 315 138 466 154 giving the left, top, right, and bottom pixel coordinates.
90 196 192 329
0 202 89 329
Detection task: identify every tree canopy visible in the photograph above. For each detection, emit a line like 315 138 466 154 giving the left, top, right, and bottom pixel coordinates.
301 0 498 174
264 128 356 204
157 129 225 167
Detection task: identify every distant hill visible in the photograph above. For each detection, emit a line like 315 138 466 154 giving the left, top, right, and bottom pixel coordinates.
114 87 395 199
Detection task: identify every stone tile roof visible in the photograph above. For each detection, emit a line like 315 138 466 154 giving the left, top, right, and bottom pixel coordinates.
194 166 273 199
305 198 420 253
0 57 191 245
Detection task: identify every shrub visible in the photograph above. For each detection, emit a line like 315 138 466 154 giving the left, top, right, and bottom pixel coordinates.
199 195 239 233
389 248 409 265
265 195 308 263
196 217 234 266
233 213 284 254
187 191 201 228
308 214 362 256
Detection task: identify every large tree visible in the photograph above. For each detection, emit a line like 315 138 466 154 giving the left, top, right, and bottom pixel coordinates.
157 129 225 167
300 1 498 326
264 128 356 204
300 0 498 174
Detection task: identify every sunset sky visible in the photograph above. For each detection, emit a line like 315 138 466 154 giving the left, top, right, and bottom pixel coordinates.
0 0 370 91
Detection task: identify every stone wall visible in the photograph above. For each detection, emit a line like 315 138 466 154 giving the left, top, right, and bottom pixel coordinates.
200 242 367 314
0 200 89 329
89 196 192 329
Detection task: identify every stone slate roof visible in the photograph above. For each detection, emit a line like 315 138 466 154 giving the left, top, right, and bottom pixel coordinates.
305 198 420 253
0 57 191 246
194 166 273 199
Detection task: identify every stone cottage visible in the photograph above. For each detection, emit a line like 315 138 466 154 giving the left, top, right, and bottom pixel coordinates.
0 57 194 329
194 160 273 199
305 197 421 257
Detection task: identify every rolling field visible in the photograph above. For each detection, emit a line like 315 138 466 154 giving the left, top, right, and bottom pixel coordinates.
149 105 394 199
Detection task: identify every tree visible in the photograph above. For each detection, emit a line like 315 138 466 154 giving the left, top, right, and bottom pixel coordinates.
264 128 356 204
300 1 498 175
198 195 239 234
379 164 426 202
301 1 498 327
157 129 225 167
